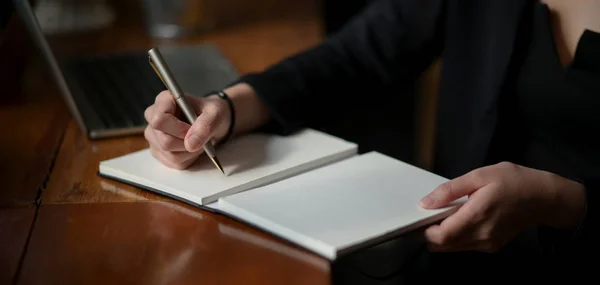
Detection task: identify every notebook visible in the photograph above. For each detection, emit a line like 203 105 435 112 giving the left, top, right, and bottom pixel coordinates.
98 128 465 260
217 152 463 260
99 129 358 205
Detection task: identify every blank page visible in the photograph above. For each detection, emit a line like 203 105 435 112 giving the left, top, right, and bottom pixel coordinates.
217 152 465 260
99 129 357 205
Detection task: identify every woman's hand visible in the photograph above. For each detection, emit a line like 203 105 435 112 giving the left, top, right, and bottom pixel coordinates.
420 162 586 253
144 91 231 170
143 83 271 170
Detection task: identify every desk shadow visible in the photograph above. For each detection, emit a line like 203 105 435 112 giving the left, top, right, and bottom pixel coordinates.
224 135 271 176
185 133 274 176
186 155 217 172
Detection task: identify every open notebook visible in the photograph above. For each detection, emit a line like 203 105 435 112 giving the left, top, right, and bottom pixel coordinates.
99 129 358 205
99 129 464 260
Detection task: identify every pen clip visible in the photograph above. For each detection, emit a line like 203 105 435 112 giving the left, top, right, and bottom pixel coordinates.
148 56 167 87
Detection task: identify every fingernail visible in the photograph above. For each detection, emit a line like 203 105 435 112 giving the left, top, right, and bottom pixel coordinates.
421 192 442 207
422 189 447 207
420 196 434 207
186 135 202 151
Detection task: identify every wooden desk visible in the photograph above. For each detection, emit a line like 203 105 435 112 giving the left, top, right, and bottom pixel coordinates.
1 1 333 284
0 206 36 284
18 201 329 285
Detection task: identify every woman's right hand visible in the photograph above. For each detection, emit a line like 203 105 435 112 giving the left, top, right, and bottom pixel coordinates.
144 91 232 170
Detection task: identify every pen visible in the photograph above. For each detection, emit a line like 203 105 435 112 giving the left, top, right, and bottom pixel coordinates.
148 47 225 174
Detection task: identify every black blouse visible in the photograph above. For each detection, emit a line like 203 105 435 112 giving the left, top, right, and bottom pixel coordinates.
237 0 600 262
487 3 600 186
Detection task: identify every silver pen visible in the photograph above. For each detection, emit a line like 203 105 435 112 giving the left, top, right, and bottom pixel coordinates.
148 47 224 174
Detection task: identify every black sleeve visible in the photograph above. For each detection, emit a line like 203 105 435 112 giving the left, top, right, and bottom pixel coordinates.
576 180 597 252
238 0 446 135
538 176 598 273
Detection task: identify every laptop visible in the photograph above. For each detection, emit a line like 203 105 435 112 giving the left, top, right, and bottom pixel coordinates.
13 0 240 139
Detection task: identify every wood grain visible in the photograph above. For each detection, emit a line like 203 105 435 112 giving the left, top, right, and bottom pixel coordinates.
41 119 165 204
0 206 36 284
17 201 329 285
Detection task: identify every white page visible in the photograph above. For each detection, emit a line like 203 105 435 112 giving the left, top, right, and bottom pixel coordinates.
217 152 466 260
99 129 357 205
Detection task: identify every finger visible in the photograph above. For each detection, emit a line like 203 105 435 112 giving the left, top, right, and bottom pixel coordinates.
152 129 187 152
145 126 182 152
161 149 200 166
149 145 199 170
185 94 205 112
155 90 177 113
420 168 491 209
424 200 479 248
144 126 157 146
146 127 198 157
184 103 222 152
149 91 191 139
150 146 183 169
425 227 480 252
144 105 154 124
427 240 477 252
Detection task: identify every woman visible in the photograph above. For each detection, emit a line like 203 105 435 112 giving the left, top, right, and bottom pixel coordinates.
143 0 598 281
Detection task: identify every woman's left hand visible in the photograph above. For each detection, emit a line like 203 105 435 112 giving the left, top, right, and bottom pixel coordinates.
420 161 586 253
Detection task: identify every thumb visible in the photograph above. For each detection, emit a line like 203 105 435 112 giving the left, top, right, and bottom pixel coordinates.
420 171 488 209
184 106 219 152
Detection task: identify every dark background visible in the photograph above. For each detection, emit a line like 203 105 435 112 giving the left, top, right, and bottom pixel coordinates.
323 0 371 35
1 1 14 32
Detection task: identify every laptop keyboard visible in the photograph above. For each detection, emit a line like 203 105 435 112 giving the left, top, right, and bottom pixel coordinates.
62 52 165 129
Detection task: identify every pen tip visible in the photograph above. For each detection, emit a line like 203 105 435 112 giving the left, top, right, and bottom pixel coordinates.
210 156 225 175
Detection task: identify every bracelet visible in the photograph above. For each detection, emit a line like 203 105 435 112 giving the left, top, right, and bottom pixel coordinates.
209 90 235 145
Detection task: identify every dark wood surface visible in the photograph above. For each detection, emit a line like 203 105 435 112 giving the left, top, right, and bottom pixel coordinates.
16 201 329 285
0 76 70 205
0 25 70 206
1 0 331 284
0 206 36 284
